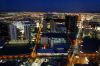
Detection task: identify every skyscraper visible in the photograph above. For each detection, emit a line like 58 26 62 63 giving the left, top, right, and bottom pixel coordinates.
0 22 9 41
24 24 30 40
9 24 17 40
65 15 78 40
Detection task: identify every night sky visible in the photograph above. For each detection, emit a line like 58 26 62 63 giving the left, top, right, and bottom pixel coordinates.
0 0 100 12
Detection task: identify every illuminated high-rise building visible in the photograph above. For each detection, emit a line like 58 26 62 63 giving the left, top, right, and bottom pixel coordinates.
9 24 17 40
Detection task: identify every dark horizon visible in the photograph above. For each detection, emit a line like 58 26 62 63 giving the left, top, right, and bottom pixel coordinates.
0 0 100 12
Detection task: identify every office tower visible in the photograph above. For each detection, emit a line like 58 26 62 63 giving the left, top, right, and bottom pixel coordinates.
44 14 56 32
65 15 78 40
50 20 56 32
43 21 47 32
65 15 78 32
9 24 17 40
0 22 9 41
24 24 30 40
